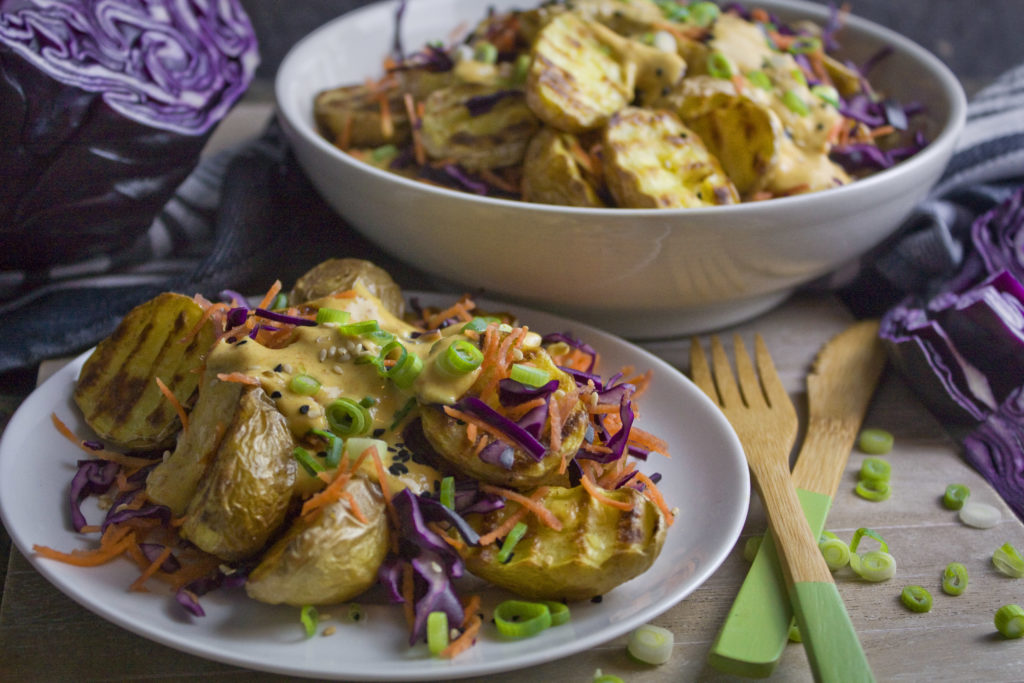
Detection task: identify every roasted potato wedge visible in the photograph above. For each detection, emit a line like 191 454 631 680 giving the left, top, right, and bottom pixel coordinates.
526 11 634 133
289 257 405 316
419 83 540 170
603 107 739 208
245 476 390 606
73 292 216 451
461 484 668 601
314 83 410 149
420 348 585 489
522 126 606 207
145 375 244 515
180 387 297 561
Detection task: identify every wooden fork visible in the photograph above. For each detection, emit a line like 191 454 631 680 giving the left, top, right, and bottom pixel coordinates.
691 334 874 683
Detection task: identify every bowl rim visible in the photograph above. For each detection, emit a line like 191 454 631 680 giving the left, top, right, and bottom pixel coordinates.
275 0 968 218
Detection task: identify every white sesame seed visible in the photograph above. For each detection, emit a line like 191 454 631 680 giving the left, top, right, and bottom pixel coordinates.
318 348 328 362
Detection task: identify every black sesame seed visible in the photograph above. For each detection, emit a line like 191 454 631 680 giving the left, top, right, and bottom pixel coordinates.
226 336 237 344
235 339 248 346
591 595 603 604
270 391 282 399
274 363 284 372
372 428 386 438
299 405 310 415
388 462 409 476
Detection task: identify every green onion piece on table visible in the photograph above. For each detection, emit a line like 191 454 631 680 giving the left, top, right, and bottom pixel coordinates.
494 600 552 638
994 604 1024 639
941 562 969 596
627 624 674 665
326 397 371 437
542 600 571 626
315 307 350 324
293 446 325 477
427 610 449 655
437 339 484 375
849 528 897 581
289 373 321 396
440 476 455 510
859 457 891 482
300 604 319 638
992 542 1024 578
497 522 529 564
788 623 802 642
959 501 1001 528
858 427 894 454
592 670 624 683
855 478 891 502
818 531 851 571
509 363 551 388
900 585 933 613
943 483 971 510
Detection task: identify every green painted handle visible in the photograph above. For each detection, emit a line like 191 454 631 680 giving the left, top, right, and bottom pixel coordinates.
791 581 875 683
707 489 832 678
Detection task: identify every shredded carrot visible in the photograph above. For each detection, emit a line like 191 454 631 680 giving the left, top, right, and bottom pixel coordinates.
441 613 483 659
460 594 481 629
547 397 563 453
477 506 530 547
129 545 173 592
502 396 547 421
426 296 476 329
367 445 400 529
428 521 466 551
751 7 770 22
481 484 562 532
443 405 517 449
628 427 670 457
465 421 478 447
871 124 896 139
301 466 353 518
479 168 520 195
50 413 156 468
33 527 136 567
599 459 637 489
403 92 426 166
257 280 283 310
633 471 675 526
336 115 353 150
580 468 634 511
215 372 261 386
341 490 369 524
180 301 228 344
378 93 394 140
154 377 189 435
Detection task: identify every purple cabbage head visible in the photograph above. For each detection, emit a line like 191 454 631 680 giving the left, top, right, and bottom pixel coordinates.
0 0 259 269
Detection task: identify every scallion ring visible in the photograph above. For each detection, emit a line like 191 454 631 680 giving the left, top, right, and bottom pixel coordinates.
427 610 449 655
315 307 350 324
994 604 1024 639
326 397 371 437
849 528 896 581
959 501 1000 528
337 319 381 337
900 585 933 613
437 339 484 375
380 341 423 389
592 670 624 683
626 624 674 665
300 604 319 638
858 427 894 454
293 446 325 477
789 35 822 54
859 457 891 483
992 542 1024 578
440 476 455 510
706 51 732 79
943 483 970 510
493 600 552 639
788 623 802 643
782 89 809 116
811 83 840 107
310 429 342 468
346 603 366 623
461 316 499 334
542 601 571 626
941 562 968 596
509 363 551 388
474 40 498 64
818 531 851 571
688 1 719 27
289 373 321 396
497 521 529 564
745 69 772 90
855 478 891 502
270 293 288 310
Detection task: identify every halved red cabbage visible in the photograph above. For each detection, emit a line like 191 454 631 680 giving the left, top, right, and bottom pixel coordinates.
963 386 1024 521
0 0 258 269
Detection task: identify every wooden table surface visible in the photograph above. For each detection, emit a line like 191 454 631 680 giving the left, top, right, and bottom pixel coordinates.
2 290 1023 681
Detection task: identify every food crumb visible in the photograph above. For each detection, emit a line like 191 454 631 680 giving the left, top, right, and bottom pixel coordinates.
323 626 337 636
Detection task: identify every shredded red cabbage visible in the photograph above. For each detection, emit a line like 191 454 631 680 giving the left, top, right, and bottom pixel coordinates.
253 308 316 327
498 378 559 406
542 332 597 372
465 89 522 116
68 459 119 531
454 396 547 460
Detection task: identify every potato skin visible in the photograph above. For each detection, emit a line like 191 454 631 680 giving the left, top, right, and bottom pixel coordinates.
289 257 405 316
180 387 297 561
603 106 739 208
522 126 606 207
73 292 215 451
462 485 667 601
245 476 390 606
314 83 410 148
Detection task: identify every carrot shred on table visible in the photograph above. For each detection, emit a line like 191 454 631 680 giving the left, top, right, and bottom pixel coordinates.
633 471 675 526
481 484 561 532
215 372 261 386
154 376 189 435
130 545 174 592
441 613 483 659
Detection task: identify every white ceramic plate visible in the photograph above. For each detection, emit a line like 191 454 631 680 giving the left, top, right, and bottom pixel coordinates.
0 294 748 681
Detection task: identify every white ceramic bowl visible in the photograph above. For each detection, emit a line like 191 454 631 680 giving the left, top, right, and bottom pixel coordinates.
276 0 966 338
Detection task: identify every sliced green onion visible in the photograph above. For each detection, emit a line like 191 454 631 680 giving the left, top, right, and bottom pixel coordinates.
859 457 891 483
811 84 840 107
346 603 366 623
270 292 288 310
992 542 1024 578
436 339 484 375
326 397 371 437
818 531 851 571
788 623 802 642
789 36 822 54
745 69 772 90
380 341 423 389
688 1 719 27
994 604 1024 639
370 144 398 163
959 501 1001 528
289 373 321 396
943 483 970 510
858 428 894 454
293 446 325 477
474 40 498 64
300 604 319 638
389 396 418 431
782 89 809 116
315 307 350 324
941 562 968 596
592 670 624 683
789 67 808 88
855 478 891 502
511 53 531 84
627 623 674 665
310 429 342 467
849 528 896 581
900 585 933 613
497 522 529 564
427 610 449 655
706 51 732 79
337 319 381 336
542 601 571 626
509 363 551 388
440 476 455 510
742 535 763 562
493 600 552 638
